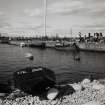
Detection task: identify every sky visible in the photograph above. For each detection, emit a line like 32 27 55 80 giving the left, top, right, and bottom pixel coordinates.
0 0 105 37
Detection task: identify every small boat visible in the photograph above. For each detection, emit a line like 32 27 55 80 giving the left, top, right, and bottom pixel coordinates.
13 66 56 94
55 43 80 51
20 42 26 47
29 42 46 49
0 37 10 44
55 46 75 51
74 55 80 61
55 42 63 47
73 48 81 61
25 53 34 60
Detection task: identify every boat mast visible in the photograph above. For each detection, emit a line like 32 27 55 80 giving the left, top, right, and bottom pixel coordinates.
70 28 72 38
41 0 47 67
44 0 47 37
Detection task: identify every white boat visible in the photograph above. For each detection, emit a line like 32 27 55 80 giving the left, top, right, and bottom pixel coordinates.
25 53 34 60
55 42 80 51
78 42 105 52
20 42 26 47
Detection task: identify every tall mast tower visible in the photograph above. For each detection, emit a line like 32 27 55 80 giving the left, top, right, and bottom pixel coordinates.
44 0 47 37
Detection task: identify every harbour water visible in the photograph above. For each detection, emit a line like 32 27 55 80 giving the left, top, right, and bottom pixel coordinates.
0 44 105 84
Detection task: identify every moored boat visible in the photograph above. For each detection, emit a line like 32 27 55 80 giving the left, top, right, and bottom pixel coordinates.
29 42 46 49
20 42 26 47
78 42 105 52
0 37 10 44
55 42 80 51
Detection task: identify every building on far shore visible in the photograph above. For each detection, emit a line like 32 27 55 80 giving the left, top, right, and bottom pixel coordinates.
0 36 10 44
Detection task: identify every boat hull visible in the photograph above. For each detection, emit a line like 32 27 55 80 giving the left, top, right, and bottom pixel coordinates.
78 43 105 52
29 42 46 49
55 43 80 51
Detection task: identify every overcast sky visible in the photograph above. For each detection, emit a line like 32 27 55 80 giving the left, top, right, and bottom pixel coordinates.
0 0 105 37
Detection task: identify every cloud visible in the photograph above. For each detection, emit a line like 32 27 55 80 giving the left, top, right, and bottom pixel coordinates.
0 0 105 37
0 14 44 35
24 8 43 17
47 0 105 17
0 11 4 16
44 0 105 32
47 0 83 15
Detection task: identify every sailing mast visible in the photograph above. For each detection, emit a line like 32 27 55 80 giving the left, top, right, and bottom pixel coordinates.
70 28 72 38
44 0 47 37
41 0 47 67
